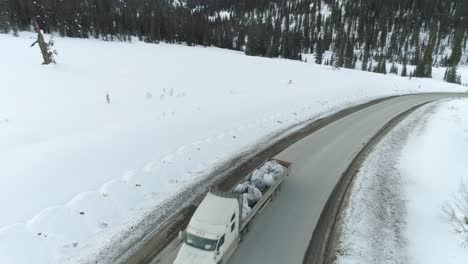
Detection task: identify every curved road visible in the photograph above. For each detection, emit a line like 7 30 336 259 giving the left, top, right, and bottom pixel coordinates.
228 93 465 264
146 93 465 264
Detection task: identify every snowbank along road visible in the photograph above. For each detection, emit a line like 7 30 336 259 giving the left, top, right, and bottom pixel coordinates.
144 93 467 264
333 98 468 264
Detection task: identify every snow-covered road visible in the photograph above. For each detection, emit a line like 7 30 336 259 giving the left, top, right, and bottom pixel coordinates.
336 98 468 264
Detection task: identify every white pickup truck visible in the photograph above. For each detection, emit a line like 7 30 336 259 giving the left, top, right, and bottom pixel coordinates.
173 159 291 264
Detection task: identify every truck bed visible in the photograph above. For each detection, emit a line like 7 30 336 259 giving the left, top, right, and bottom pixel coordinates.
238 159 291 231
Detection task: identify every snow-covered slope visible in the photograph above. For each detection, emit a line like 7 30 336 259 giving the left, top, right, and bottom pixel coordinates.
401 99 468 263
335 99 468 264
0 32 466 264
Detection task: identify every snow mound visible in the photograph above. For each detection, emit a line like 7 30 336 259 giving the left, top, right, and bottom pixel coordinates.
99 180 145 212
0 225 51 264
27 206 91 245
67 191 123 233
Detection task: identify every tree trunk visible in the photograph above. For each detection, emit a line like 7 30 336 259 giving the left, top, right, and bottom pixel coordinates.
33 19 51 65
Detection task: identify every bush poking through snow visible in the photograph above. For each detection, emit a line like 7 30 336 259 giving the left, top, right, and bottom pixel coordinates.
442 180 468 247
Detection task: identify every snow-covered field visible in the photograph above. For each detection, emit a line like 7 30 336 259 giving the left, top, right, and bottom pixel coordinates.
0 32 466 264
336 99 468 264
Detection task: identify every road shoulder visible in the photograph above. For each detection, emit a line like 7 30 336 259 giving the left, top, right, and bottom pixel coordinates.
303 102 435 264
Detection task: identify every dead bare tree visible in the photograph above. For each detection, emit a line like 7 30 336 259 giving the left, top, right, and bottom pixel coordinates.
30 18 56 65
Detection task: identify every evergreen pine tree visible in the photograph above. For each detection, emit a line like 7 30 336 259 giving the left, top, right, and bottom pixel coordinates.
401 55 408 77
448 26 464 66
414 60 426 77
361 43 370 71
315 37 324 64
373 57 381 73
390 63 398 75
343 40 354 69
425 56 433 78
1 0 467 69
444 66 462 84
368 60 373 72
412 42 421 65
0 0 10 33
281 12 291 59
352 54 358 69
333 27 345 68
414 41 432 78
373 56 387 74
245 23 266 56
447 1 468 66
420 25 437 77
335 39 345 68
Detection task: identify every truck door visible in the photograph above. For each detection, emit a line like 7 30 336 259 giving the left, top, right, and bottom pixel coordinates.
215 235 225 263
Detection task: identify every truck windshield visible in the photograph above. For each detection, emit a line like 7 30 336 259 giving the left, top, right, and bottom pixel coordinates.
185 232 218 251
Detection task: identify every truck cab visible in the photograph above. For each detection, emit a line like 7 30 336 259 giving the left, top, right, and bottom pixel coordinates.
174 192 240 264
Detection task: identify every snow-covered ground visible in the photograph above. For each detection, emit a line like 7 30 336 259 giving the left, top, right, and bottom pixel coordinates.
0 32 466 264
336 99 468 264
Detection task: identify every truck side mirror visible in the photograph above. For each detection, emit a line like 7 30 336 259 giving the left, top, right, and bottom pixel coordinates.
178 230 185 241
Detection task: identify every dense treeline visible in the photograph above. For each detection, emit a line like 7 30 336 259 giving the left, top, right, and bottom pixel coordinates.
1 0 468 77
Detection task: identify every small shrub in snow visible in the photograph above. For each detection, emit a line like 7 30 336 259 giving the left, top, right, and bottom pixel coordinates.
442 181 468 247
145 92 152 100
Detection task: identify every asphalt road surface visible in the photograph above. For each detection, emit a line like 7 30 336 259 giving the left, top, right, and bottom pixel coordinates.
144 93 465 264
228 93 465 264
